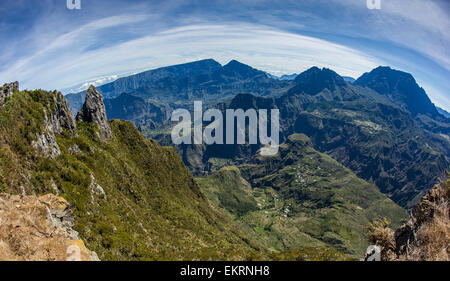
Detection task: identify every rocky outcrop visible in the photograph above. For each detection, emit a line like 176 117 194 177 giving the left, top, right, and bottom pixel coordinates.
89 173 106 201
0 81 19 106
49 91 77 136
76 85 111 140
32 91 77 158
393 182 449 260
31 116 62 158
0 83 75 158
368 180 449 261
0 193 99 261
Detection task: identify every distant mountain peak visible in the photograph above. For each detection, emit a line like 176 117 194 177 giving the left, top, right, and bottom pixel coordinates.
297 66 341 77
290 66 346 95
224 59 247 67
183 58 222 68
355 66 439 117
358 66 415 88
222 60 265 79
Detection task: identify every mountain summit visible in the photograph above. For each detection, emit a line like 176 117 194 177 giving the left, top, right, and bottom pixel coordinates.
291 67 347 94
355 66 439 117
222 60 267 79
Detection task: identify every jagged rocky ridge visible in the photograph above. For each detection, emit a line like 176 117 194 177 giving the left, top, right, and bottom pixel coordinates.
32 89 77 159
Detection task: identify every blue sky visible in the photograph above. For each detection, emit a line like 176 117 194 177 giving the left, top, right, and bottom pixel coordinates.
0 0 449 110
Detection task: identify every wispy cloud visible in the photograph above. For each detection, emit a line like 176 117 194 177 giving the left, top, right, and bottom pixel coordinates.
0 0 448 110
330 0 450 72
61 75 119 94
0 22 383 92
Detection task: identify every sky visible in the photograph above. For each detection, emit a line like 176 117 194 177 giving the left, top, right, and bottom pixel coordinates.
0 0 449 110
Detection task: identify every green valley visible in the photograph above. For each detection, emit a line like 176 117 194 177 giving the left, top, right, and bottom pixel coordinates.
196 134 407 256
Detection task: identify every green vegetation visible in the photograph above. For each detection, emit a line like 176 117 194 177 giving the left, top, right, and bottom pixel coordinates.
196 134 408 257
270 248 357 261
196 166 258 217
0 88 400 261
0 89 266 261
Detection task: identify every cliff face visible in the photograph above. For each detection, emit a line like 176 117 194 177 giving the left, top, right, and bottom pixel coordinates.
0 193 99 261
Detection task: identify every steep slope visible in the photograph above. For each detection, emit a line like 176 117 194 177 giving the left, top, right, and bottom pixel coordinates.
197 134 407 256
0 85 265 260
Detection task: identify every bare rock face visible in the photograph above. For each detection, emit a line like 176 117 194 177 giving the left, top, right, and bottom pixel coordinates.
76 85 111 140
50 91 77 136
0 81 19 106
31 116 62 159
0 193 99 261
32 92 77 158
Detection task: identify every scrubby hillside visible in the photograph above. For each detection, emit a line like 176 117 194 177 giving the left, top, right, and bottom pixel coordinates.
0 84 265 260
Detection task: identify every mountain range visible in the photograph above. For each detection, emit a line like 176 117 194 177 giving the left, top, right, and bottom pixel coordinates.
64 59 449 254
76 59 448 209
0 82 407 259
1 58 448 260
66 59 292 114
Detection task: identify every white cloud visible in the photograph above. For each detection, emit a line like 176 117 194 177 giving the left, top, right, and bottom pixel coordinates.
61 75 119 94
